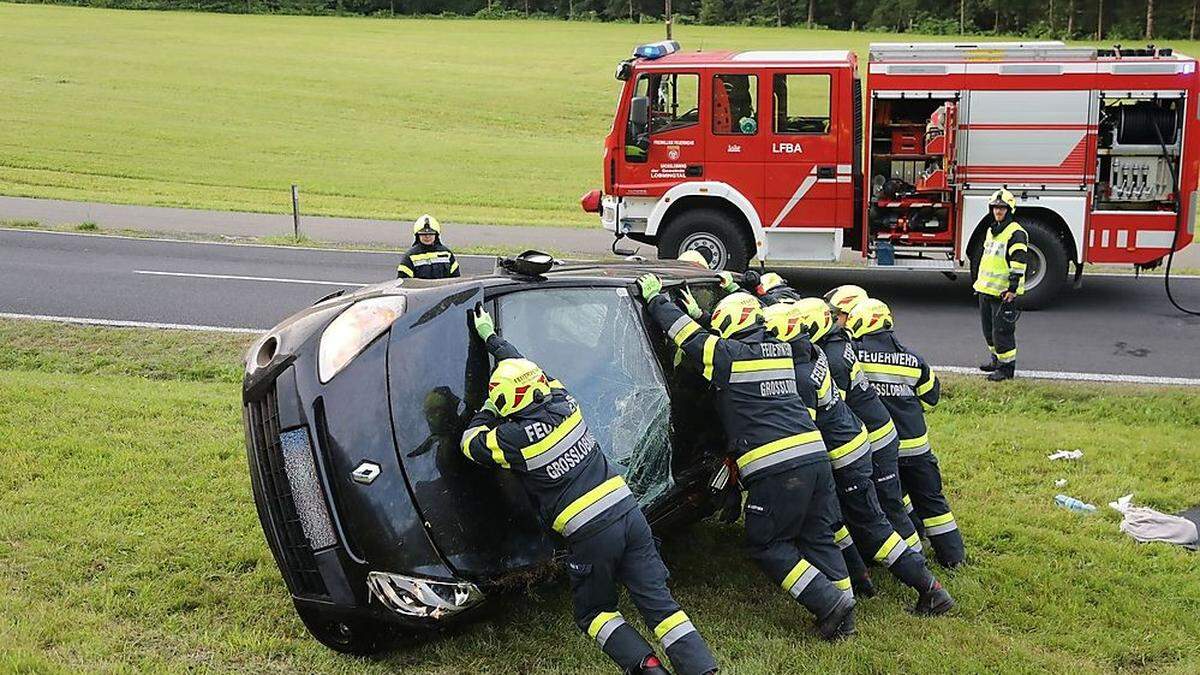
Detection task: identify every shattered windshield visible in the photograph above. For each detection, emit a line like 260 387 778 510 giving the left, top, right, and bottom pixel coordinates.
496 287 674 506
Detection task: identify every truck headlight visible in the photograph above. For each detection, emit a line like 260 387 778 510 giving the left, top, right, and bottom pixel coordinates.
318 296 406 383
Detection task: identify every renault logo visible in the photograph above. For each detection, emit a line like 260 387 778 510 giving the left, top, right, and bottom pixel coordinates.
351 461 381 485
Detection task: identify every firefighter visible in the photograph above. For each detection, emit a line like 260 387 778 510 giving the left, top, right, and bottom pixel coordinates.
637 273 857 641
461 306 717 675
397 214 460 279
848 298 966 569
973 189 1028 381
763 300 954 615
807 293 921 555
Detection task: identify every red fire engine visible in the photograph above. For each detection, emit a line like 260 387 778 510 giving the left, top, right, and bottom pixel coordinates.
581 40 1200 306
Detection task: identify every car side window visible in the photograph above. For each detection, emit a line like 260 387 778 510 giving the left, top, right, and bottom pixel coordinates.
713 74 758 135
495 287 675 506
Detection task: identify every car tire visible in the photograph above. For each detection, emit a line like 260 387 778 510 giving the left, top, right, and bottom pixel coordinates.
658 208 751 271
295 603 396 655
969 216 1068 310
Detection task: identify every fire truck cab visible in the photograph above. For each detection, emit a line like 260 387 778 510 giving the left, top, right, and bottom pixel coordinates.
585 40 1200 307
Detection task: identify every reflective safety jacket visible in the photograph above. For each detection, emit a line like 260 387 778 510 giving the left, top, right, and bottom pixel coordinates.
818 328 898 454
461 335 635 542
972 217 1028 297
784 335 871 471
397 240 460 279
646 294 827 483
855 330 940 459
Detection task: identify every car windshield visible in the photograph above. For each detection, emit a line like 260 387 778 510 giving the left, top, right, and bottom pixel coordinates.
496 287 674 506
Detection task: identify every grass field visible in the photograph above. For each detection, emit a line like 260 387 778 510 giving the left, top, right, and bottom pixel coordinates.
7 6 1200 229
1 318 1198 672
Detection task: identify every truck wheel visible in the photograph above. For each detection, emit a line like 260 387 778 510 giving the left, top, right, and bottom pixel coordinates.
969 216 1068 310
295 604 397 655
658 209 751 271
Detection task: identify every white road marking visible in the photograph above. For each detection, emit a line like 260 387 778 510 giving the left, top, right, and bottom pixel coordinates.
785 263 1200 280
0 311 260 334
935 364 1200 387
134 269 369 287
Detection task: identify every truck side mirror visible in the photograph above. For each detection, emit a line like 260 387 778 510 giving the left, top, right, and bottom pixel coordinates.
630 96 650 129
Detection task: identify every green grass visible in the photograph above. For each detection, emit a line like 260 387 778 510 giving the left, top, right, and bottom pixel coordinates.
0 318 1198 672
8 5 1200 230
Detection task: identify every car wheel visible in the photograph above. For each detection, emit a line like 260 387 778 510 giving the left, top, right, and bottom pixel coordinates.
969 216 1068 310
658 208 751 271
295 603 397 656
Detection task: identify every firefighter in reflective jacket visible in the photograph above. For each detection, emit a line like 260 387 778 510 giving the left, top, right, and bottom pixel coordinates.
973 189 1028 381
764 300 954 615
814 287 922 555
461 306 716 675
397 214 460 279
637 273 857 641
848 299 967 568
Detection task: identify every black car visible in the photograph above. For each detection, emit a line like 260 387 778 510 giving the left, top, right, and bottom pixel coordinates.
242 255 730 654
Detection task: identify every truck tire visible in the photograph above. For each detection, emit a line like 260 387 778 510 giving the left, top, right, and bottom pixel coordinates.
658 208 751 271
969 216 1068 310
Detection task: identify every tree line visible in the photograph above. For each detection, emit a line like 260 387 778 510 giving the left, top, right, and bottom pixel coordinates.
20 0 1200 41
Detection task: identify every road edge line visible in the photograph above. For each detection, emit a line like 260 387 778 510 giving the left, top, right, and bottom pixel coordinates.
935 364 1200 387
0 311 260 335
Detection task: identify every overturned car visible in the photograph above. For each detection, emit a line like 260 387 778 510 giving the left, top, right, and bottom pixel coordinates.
242 255 729 654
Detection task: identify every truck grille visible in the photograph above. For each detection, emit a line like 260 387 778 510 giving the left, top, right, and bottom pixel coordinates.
246 389 329 598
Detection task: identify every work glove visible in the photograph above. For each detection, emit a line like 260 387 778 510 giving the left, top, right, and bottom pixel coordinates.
717 271 738 294
472 303 496 341
481 398 501 417
636 273 662 302
678 286 702 320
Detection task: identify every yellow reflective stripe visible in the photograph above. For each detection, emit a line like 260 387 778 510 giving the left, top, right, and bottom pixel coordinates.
904 532 921 547
807 407 817 420
653 611 689 640
701 336 718 380
828 427 869 460
832 577 852 591
1008 242 1029 254
817 372 832 398
486 430 508 468
850 361 863 379
673 321 700 347
461 426 487 459
736 431 823 470
874 532 904 563
780 559 813 591
995 348 1017 362
867 419 896 442
916 372 937 397
588 611 622 638
548 379 565 389
450 260 460 273
899 434 929 450
552 476 626 533
923 512 955 528
520 409 583 460
410 251 451 262
731 357 793 372
860 362 923 380
397 264 414 277
834 526 851 542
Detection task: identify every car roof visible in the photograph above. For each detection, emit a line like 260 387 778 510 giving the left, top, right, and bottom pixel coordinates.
392 258 722 292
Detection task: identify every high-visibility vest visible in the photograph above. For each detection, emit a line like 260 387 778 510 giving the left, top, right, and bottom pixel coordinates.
973 221 1028 297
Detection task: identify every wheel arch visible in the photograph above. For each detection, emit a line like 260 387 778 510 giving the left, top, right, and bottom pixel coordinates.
647 183 765 260
966 205 1078 263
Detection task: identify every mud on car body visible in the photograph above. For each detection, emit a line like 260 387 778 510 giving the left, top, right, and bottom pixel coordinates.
243 256 728 654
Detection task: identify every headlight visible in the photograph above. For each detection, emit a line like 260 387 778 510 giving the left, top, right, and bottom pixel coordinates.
318 296 406 383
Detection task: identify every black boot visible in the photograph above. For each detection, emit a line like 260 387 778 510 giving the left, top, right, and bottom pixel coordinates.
817 594 856 641
987 363 1014 381
852 573 876 599
626 655 671 675
979 356 1000 372
838 608 857 638
912 580 955 616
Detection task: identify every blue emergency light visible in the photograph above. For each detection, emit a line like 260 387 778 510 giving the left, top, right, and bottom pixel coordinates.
634 40 681 60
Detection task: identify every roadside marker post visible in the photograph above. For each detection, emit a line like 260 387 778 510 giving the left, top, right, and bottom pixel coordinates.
291 184 300 241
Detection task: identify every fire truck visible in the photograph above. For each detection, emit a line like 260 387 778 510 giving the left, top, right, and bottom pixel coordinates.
581 40 1200 306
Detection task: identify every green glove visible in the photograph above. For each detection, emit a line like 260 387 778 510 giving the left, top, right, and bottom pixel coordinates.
717 271 738 293
481 399 501 417
472 304 495 341
679 287 702 320
636 273 662 301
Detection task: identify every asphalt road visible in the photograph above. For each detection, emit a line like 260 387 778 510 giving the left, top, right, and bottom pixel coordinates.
2 228 1198 379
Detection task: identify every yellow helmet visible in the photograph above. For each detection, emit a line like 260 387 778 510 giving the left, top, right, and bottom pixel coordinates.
710 292 764 338
413 214 442 236
759 272 786 292
487 358 551 416
846 298 894 338
988 189 1017 213
762 302 806 343
793 297 835 342
823 284 868 316
677 250 710 268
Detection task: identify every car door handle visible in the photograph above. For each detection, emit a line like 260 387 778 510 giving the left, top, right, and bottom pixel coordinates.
685 164 703 177
816 166 835 178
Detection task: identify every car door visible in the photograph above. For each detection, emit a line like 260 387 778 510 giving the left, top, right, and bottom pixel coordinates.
618 71 706 196
763 69 842 229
